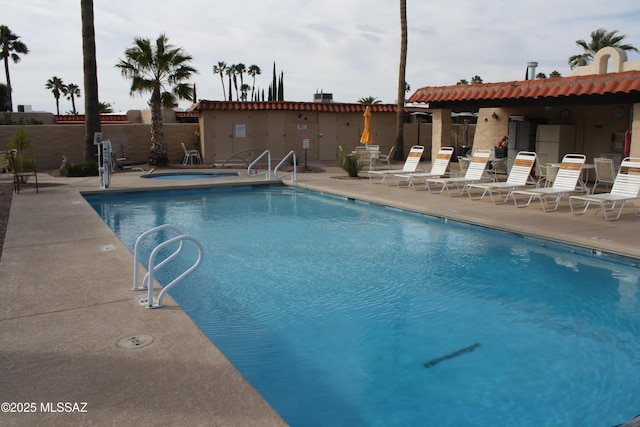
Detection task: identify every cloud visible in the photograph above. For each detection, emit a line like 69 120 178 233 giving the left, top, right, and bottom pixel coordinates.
3 0 640 112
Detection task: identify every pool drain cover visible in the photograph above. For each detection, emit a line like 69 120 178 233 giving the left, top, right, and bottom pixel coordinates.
117 334 154 349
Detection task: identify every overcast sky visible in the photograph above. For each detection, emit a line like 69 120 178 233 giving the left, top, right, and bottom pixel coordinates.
3 0 640 113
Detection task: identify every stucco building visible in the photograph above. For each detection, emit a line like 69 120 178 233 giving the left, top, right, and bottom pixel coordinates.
409 47 640 164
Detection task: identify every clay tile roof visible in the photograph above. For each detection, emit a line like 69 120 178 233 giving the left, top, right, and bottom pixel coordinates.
191 100 397 113
408 70 640 108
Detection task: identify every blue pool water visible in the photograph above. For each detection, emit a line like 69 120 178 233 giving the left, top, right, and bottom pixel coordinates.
86 185 640 426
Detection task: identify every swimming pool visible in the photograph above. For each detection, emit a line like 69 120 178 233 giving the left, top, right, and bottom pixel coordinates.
86 185 640 426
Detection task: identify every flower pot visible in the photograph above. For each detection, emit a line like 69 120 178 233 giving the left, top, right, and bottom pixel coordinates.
494 146 508 158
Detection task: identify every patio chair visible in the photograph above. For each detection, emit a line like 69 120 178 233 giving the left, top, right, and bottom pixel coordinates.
393 146 454 189
592 157 616 193
487 157 509 181
466 151 537 204
511 153 587 212
181 142 201 165
356 145 379 171
424 149 492 196
569 157 640 220
367 145 425 184
377 146 395 169
534 153 551 187
7 149 38 194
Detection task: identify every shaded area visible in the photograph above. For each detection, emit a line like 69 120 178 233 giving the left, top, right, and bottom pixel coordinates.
424 343 481 368
0 183 12 260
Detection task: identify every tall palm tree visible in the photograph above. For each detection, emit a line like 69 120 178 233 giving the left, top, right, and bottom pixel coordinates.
45 76 64 115
116 34 198 165
0 82 9 111
0 25 29 112
247 64 261 100
82 0 101 160
240 83 250 101
63 83 81 114
229 64 241 101
569 28 639 69
212 61 228 100
394 0 407 160
236 63 246 91
225 65 236 100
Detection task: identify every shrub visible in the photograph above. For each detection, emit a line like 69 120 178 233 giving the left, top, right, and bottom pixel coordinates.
339 152 366 177
19 156 37 172
8 126 31 151
59 160 99 177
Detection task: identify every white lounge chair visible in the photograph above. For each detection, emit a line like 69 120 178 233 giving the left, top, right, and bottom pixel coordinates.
393 146 454 189
368 145 424 184
424 149 491 196
466 151 537 204
511 153 587 212
569 157 640 220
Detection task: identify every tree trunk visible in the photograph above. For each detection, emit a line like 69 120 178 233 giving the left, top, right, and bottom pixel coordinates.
3 56 13 112
394 0 408 160
149 90 167 166
81 0 101 161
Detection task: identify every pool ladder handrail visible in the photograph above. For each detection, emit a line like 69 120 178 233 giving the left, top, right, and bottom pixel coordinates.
274 150 297 181
133 224 203 309
248 150 272 180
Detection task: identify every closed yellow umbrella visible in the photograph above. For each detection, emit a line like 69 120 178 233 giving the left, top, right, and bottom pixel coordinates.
360 105 373 144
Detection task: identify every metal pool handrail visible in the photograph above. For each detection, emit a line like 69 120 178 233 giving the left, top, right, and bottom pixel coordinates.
132 224 203 309
248 150 272 180
274 150 297 181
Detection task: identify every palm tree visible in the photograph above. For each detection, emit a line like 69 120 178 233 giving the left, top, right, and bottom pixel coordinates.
45 76 64 115
116 34 198 165
98 101 113 113
82 0 101 160
236 63 246 92
247 64 261 100
225 65 237 100
394 0 407 160
358 96 381 104
568 28 639 69
240 83 250 101
212 61 228 100
63 83 81 114
470 75 483 84
229 64 241 101
0 25 29 112
0 82 9 111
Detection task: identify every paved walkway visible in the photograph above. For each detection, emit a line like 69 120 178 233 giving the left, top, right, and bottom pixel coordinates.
1 163 639 426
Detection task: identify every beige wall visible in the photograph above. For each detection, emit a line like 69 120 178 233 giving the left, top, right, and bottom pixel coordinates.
197 109 399 163
0 122 198 169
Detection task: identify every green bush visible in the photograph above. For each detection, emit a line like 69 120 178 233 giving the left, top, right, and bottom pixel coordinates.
339 153 366 177
59 160 99 177
19 156 37 172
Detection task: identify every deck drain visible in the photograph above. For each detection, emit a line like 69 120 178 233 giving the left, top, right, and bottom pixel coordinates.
102 245 116 251
117 335 154 349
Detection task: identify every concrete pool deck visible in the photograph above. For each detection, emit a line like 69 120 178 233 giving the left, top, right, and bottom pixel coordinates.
1 162 639 426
